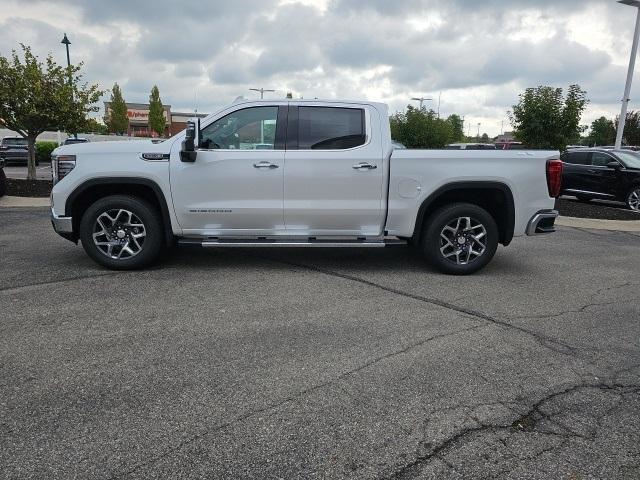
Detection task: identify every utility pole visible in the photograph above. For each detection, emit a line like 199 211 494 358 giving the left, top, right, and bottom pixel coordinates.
615 1 640 149
411 96 432 109
250 87 276 99
60 33 77 139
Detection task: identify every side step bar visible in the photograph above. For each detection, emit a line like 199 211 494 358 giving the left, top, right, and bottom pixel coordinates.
179 238 406 248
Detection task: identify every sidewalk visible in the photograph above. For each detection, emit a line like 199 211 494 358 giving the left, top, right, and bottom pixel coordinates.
556 215 640 232
0 196 50 207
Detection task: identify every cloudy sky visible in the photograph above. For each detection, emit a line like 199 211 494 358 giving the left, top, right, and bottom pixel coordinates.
1 0 639 136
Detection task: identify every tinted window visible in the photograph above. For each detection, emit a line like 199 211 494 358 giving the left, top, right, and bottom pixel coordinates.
200 106 278 150
590 152 613 167
563 151 589 165
2 138 27 147
298 107 365 150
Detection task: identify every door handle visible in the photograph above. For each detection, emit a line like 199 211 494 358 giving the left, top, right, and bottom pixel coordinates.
353 162 377 170
253 161 279 169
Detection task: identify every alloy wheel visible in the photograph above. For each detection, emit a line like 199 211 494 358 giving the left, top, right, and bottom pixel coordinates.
92 209 146 259
629 188 640 211
439 216 487 265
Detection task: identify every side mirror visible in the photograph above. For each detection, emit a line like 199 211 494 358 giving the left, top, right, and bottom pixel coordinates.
606 161 621 170
180 121 198 163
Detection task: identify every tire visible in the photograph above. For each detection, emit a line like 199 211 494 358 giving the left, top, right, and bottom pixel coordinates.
0 168 6 197
421 203 499 275
575 194 592 202
79 195 164 270
627 186 640 212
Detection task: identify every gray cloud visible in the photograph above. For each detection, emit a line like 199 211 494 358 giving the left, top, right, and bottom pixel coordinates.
2 0 639 135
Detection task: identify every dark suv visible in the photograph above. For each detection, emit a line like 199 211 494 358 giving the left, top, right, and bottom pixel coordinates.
560 148 640 211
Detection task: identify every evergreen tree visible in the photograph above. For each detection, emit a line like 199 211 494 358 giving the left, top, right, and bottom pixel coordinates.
104 83 128 135
148 85 166 137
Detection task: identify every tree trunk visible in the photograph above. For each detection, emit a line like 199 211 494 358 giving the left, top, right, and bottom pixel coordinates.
27 136 37 181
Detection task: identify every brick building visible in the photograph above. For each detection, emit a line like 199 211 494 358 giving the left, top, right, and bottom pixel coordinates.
104 102 207 138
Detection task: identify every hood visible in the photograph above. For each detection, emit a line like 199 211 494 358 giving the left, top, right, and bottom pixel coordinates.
53 139 170 156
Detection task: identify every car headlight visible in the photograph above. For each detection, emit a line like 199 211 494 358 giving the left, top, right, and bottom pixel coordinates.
52 155 76 185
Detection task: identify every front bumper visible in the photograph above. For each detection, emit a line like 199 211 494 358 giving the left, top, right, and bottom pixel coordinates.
51 208 76 242
526 210 559 235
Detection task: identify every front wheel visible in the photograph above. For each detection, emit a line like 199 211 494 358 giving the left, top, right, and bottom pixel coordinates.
421 203 499 275
627 186 640 212
79 195 164 270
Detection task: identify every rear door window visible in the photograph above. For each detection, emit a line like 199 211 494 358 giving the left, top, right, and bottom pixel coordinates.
562 151 590 165
297 107 365 150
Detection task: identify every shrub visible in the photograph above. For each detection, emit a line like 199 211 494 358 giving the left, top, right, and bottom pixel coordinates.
35 141 58 163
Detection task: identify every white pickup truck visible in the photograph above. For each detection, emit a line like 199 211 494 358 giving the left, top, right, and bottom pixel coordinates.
50 99 561 275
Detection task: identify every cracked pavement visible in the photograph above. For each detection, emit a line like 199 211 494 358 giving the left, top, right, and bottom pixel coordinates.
1 207 639 479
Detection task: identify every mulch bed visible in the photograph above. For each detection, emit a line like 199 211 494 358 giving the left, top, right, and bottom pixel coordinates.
6 178 52 197
556 197 640 221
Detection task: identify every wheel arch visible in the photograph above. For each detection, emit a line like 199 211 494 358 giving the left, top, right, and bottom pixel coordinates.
412 181 515 246
65 177 174 245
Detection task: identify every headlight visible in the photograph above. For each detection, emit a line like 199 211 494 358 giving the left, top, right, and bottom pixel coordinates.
52 155 76 185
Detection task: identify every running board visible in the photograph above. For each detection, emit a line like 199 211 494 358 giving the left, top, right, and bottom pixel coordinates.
179 238 406 248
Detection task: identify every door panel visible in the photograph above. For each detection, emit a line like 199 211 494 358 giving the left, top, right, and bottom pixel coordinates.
169 104 286 235
283 105 386 236
583 152 618 197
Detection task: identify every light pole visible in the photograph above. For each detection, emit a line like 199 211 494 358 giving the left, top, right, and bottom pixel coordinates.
250 87 276 99
477 123 481 141
411 96 432 109
61 33 77 139
615 0 640 149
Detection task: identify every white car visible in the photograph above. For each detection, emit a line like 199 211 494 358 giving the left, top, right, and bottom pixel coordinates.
50 99 561 275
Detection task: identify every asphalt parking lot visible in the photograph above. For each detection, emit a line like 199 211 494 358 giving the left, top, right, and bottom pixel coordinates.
1 208 640 479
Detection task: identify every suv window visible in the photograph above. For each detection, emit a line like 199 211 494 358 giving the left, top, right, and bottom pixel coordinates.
2 138 27 147
298 107 365 150
590 152 612 167
200 106 278 150
562 151 589 165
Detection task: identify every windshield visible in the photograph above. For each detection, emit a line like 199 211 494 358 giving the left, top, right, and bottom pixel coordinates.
2 138 27 146
616 151 640 169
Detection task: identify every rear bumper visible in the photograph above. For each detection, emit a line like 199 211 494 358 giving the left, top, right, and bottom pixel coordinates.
526 210 559 236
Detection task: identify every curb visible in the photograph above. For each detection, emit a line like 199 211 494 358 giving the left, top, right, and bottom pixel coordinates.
557 216 640 232
0 196 50 208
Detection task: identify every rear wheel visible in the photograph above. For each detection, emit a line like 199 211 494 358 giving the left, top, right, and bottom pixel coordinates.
421 203 499 275
79 195 164 270
627 186 640 212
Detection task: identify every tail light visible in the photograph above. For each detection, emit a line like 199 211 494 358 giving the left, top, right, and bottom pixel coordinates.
546 159 563 198
52 155 76 185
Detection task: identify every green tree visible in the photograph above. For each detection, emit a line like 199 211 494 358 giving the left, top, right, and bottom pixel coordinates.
390 106 454 149
508 84 588 151
617 110 640 146
446 114 464 142
104 83 128 135
588 116 616 146
84 117 108 134
0 44 102 179
480 133 490 143
148 85 166 137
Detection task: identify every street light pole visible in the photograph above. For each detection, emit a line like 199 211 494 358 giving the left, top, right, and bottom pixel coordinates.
61 33 77 139
250 87 276 99
615 0 640 149
411 96 432 109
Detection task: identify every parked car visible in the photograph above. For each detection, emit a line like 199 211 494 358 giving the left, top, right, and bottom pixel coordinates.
0 157 6 197
560 148 640 211
63 137 90 146
50 99 561 275
0 136 35 165
445 143 497 150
